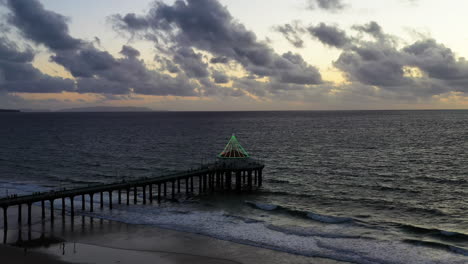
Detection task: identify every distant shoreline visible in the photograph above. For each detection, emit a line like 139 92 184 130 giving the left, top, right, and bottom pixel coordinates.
0 109 20 113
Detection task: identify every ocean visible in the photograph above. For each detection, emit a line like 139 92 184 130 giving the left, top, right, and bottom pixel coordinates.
0 110 467 263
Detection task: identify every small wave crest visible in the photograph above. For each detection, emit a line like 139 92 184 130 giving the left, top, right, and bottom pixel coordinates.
244 201 355 225
403 239 468 256
306 212 353 224
266 224 361 239
398 223 468 241
245 201 278 211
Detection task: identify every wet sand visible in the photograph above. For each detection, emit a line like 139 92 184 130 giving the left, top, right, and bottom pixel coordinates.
1 205 349 264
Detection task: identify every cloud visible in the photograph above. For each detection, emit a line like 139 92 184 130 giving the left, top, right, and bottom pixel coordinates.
275 19 468 101
120 45 140 58
111 0 323 86
0 37 75 93
5 0 81 50
212 70 229 84
274 22 306 48
333 22 468 97
210 56 229 64
173 47 209 78
3 0 199 96
307 23 350 48
307 0 347 11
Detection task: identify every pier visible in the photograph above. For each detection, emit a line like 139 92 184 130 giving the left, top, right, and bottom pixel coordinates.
0 135 264 241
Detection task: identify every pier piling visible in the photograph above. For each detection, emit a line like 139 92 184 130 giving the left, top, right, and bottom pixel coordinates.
17 204 21 224
0 163 264 236
90 193 94 212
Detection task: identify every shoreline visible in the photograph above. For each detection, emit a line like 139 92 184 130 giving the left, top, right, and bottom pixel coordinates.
1 205 349 264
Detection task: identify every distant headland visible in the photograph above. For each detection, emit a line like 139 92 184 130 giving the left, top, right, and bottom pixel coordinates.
0 109 20 112
56 106 159 112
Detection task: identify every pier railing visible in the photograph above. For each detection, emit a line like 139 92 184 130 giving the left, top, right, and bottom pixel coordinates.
0 162 264 240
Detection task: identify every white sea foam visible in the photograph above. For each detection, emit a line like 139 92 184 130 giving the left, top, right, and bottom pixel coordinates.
82 204 467 264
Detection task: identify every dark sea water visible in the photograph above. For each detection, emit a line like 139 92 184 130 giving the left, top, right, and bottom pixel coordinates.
0 111 467 263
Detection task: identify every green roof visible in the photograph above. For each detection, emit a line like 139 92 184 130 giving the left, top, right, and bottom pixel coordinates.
218 134 250 159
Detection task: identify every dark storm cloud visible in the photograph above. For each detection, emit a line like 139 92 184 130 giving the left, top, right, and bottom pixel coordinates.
352 21 386 42
173 47 209 78
212 70 229 84
119 13 149 31
51 47 116 78
307 0 346 11
0 37 34 62
0 37 75 93
5 0 81 50
403 39 468 81
112 0 323 86
3 0 199 96
274 23 305 48
332 22 468 96
210 56 229 64
120 45 140 58
307 23 350 48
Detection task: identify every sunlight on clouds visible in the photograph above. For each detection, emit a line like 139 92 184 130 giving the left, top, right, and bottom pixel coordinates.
433 92 468 107
403 66 424 78
33 52 74 79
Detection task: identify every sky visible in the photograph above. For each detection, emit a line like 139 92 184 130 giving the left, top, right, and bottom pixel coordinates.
1 0 468 111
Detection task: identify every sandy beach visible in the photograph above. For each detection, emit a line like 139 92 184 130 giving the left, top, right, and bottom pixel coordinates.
1 205 349 264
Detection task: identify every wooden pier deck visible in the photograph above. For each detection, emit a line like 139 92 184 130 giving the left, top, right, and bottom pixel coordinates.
0 162 264 236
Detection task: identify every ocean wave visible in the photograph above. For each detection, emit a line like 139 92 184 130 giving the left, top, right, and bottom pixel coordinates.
266 224 361 239
244 201 355 225
77 204 468 264
265 179 291 184
397 223 468 241
403 239 468 256
306 212 353 224
245 201 278 211
413 176 468 186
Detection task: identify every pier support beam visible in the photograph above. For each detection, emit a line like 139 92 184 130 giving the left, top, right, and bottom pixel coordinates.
157 184 161 204
109 191 113 209
126 188 130 205
190 177 194 193
27 203 32 226
172 180 175 200
198 175 202 194
258 169 263 187
254 170 258 185
90 193 94 212
2 207 7 232
216 171 220 188
134 187 137 204
236 171 241 192
82 195 85 211
225 171 232 191
208 173 213 191
70 197 74 217
118 190 121 204
17 204 22 224
248 170 252 191
41 200 45 220
62 197 66 217
185 178 189 194
100 192 104 209
177 179 181 194
50 200 54 222
203 174 207 192
149 185 153 203
163 182 167 197
143 186 146 205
